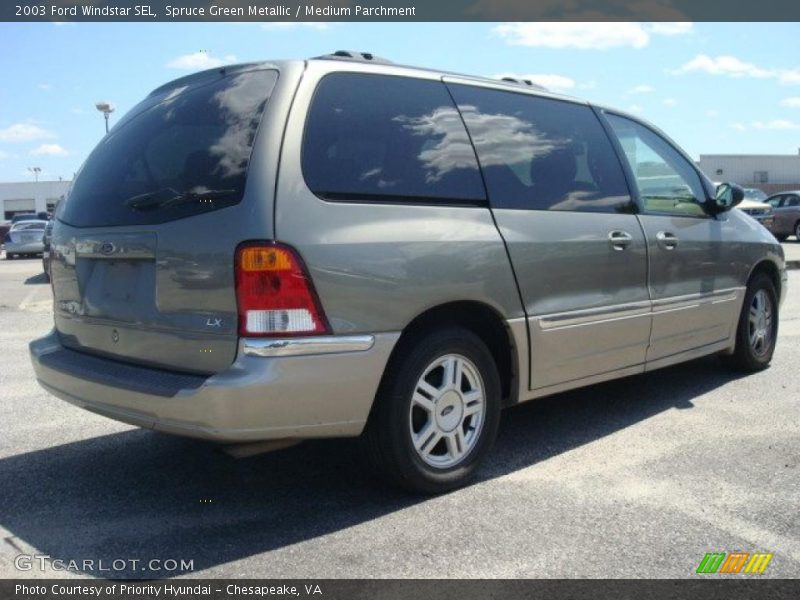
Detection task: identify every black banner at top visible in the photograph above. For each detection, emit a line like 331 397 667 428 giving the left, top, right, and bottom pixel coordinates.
4 0 800 22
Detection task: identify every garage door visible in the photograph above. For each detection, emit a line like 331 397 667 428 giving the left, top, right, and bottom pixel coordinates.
4 198 35 219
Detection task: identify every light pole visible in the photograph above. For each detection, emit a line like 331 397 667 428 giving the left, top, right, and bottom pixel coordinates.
95 101 115 134
28 167 42 182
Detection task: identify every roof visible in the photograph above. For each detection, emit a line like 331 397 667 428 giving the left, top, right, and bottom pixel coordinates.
148 54 587 106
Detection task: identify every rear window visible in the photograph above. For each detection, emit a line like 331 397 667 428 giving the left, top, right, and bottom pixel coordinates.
13 222 46 231
302 73 485 204
61 69 278 227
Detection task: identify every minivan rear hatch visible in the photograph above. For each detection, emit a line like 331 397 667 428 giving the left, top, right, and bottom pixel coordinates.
51 65 280 374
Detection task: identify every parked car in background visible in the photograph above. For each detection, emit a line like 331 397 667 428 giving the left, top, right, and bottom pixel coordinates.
29 54 787 493
736 188 775 231
766 191 800 242
5 220 47 259
42 219 54 278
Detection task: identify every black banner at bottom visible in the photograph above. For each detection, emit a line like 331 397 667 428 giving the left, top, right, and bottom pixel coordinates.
4 579 800 600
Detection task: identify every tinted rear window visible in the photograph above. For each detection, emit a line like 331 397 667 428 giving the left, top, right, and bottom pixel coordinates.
61 69 278 227
302 73 485 204
448 84 632 213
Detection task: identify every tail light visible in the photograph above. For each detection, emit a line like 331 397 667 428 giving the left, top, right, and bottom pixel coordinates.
235 242 329 337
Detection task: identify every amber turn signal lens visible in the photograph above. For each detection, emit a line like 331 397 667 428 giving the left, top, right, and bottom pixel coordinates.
238 247 293 272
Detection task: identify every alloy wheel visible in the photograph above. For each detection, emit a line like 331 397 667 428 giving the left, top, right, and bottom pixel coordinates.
408 354 486 469
748 289 774 357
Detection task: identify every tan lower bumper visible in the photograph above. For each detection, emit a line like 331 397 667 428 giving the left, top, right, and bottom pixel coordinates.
30 330 399 442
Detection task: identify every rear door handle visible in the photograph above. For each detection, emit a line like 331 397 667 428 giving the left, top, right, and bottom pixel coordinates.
656 231 679 250
608 230 633 251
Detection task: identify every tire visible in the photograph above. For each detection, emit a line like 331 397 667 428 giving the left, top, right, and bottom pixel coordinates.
5 253 14 260
360 326 502 494
722 273 778 372
775 234 788 243
795 221 800 241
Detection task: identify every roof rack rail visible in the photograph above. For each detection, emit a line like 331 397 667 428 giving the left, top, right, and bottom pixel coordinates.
314 50 393 65
500 77 547 91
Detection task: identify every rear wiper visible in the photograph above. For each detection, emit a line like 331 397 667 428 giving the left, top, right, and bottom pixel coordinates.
125 189 237 211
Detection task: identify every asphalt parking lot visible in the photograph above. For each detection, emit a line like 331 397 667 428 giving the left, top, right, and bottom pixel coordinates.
0 253 798 579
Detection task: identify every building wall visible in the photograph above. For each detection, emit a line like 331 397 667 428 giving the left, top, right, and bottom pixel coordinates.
0 180 72 220
697 154 800 194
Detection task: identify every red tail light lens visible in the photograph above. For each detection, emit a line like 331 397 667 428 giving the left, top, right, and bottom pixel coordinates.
235 242 329 337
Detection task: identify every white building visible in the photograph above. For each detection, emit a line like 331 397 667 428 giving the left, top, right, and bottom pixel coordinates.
697 151 800 194
0 180 72 220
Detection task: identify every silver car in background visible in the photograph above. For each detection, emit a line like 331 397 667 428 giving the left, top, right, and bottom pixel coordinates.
737 188 775 232
30 53 786 493
5 220 47 259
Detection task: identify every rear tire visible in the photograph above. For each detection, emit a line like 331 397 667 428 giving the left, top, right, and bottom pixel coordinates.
795 221 800 241
360 326 501 494
5 253 14 260
775 234 788 242
722 273 778 372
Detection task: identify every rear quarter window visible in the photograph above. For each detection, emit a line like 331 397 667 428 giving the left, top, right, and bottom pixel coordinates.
302 73 486 205
60 69 278 227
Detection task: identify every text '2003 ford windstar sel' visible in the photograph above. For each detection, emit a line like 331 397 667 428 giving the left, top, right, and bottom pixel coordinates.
31 52 786 493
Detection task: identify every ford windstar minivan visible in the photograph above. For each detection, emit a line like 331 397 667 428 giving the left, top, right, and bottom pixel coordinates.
31 52 786 493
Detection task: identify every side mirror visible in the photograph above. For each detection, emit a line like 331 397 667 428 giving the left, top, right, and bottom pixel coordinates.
712 182 744 212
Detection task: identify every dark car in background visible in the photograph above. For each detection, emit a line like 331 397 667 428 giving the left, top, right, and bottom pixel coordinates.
766 191 800 242
10 213 39 224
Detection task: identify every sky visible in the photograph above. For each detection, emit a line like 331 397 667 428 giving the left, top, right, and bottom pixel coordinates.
0 21 799 183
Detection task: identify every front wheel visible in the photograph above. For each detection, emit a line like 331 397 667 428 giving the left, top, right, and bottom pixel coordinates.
361 327 502 494
722 273 778 372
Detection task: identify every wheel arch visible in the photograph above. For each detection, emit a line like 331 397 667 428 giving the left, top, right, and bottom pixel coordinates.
747 258 782 302
380 300 521 408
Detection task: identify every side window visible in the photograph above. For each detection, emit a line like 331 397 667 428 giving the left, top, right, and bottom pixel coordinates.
767 195 784 208
787 196 800 207
302 74 485 204
447 84 633 213
605 113 707 217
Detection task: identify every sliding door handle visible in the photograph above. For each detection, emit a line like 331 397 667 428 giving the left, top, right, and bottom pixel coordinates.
656 231 679 249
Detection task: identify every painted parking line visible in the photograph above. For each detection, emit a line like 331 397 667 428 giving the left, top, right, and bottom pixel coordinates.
17 288 40 311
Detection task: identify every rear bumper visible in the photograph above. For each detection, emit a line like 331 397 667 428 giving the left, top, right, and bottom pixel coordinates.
30 329 399 442
6 241 44 254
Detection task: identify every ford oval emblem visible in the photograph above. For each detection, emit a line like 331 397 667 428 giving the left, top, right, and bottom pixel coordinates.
99 241 115 255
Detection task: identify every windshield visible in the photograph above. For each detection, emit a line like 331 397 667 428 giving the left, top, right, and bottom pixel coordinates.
743 188 767 202
60 69 278 227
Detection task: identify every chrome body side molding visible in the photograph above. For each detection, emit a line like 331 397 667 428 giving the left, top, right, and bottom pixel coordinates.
243 335 376 357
